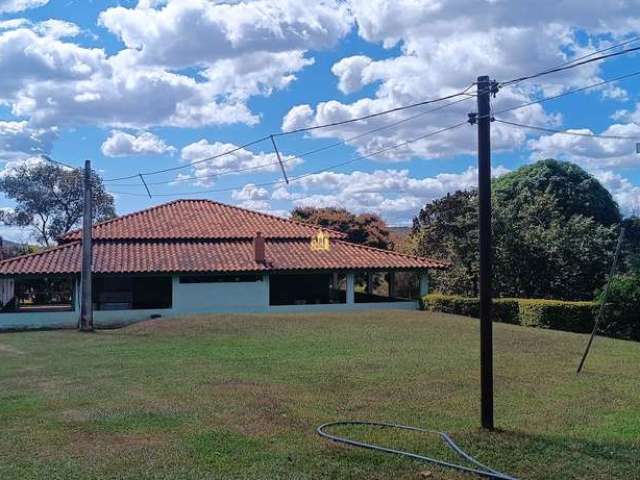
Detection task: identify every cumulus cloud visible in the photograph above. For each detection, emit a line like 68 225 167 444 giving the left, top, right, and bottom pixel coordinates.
283 0 640 161
0 0 350 132
593 170 640 215
101 130 176 157
178 140 302 186
0 0 48 14
231 183 269 201
527 123 640 168
0 121 57 160
268 165 510 224
98 0 351 68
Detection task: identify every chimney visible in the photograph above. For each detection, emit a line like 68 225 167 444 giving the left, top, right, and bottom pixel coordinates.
254 231 265 263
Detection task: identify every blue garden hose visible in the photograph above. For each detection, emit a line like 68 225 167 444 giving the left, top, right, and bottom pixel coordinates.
317 421 518 480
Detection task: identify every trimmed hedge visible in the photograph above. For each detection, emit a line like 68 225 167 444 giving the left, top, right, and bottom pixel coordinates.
422 294 520 325
518 299 598 333
422 294 598 334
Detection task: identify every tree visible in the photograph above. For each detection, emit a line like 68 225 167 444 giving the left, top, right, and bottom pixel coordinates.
291 207 392 250
411 190 479 296
0 163 116 246
410 160 621 300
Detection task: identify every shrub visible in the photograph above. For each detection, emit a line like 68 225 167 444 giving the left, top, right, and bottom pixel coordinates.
597 275 640 341
517 299 597 333
422 294 519 325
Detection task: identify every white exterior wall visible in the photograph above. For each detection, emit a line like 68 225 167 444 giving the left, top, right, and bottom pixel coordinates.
0 272 419 331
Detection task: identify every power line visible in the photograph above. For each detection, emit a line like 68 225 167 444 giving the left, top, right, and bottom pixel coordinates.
492 69 640 117
499 45 640 87
110 95 476 188
108 120 469 198
39 154 78 171
273 84 476 137
494 118 640 141
105 50 639 186
103 86 476 183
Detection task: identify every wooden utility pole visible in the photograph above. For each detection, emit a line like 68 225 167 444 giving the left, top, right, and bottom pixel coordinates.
476 75 494 430
79 159 93 332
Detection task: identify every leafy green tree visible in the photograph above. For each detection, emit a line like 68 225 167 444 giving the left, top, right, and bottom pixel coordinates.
493 159 621 226
0 162 115 246
411 160 621 300
411 190 479 296
291 207 392 250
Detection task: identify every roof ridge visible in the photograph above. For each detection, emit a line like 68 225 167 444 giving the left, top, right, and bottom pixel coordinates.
184 198 347 238
59 199 346 241
0 241 80 266
332 238 450 267
58 199 185 242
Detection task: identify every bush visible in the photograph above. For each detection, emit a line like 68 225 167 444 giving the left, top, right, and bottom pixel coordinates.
422 294 519 324
517 299 597 333
597 275 640 341
422 294 597 333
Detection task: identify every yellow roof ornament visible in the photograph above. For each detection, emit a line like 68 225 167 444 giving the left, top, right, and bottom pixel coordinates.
310 230 330 252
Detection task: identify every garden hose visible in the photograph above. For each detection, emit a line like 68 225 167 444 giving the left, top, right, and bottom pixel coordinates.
317 421 518 480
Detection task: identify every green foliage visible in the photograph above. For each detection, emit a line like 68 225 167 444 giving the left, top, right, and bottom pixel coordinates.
620 217 640 274
598 274 640 340
422 293 520 324
492 159 621 226
423 294 599 334
411 190 479 296
411 160 621 300
0 163 115 246
291 206 392 249
517 299 598 333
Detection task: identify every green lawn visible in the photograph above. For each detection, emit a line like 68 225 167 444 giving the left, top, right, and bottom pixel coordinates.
0 311 639 479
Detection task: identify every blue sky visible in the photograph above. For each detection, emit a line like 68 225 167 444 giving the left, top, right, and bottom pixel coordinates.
1 0 639 242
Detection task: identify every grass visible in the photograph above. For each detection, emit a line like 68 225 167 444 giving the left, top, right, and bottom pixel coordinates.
0 310 639 479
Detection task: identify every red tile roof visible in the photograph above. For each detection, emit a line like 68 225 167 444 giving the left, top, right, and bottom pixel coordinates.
0 239 447 275
59 199 345 242
0 199 448 276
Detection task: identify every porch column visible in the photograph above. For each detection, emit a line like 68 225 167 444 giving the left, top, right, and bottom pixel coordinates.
346 272 355 304
419 271 429 297
388 271 395 298
366 272 374 295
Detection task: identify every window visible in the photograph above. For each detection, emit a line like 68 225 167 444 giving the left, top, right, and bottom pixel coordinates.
179 274 262 284
3 277 74 313
93 276 172 310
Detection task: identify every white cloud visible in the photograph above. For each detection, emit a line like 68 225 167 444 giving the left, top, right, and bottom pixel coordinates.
98 0 351 68
0 0 48 14
593 170 640 216
0 1 350 132
232 183 269 201
527 123 640 168
283 0 640 162
101 130 176 157
178 140 302 186
269 165 510 224
0 121 57 160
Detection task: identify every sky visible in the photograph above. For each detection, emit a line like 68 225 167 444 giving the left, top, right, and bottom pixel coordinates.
1 0 640 242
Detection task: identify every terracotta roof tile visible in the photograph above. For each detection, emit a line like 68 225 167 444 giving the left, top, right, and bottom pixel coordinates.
60 199 345 242
0 239 447 275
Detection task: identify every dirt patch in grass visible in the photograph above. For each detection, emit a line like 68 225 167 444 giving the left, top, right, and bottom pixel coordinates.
0 343 24 355
204 380 306 438
69 430 167 454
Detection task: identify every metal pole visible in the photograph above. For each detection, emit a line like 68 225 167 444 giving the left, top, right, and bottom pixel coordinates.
577 227 625 373
80 160 93 332
477 75 494 430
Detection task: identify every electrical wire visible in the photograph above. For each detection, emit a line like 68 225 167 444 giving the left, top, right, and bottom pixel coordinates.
109 95 476 188
494 118 640 141
103 85 476 183
499 45 640 87
491 69 640 118
317 421 517 480
108 120 469 198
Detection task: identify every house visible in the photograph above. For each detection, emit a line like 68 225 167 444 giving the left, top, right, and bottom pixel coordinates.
0 199 447 330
